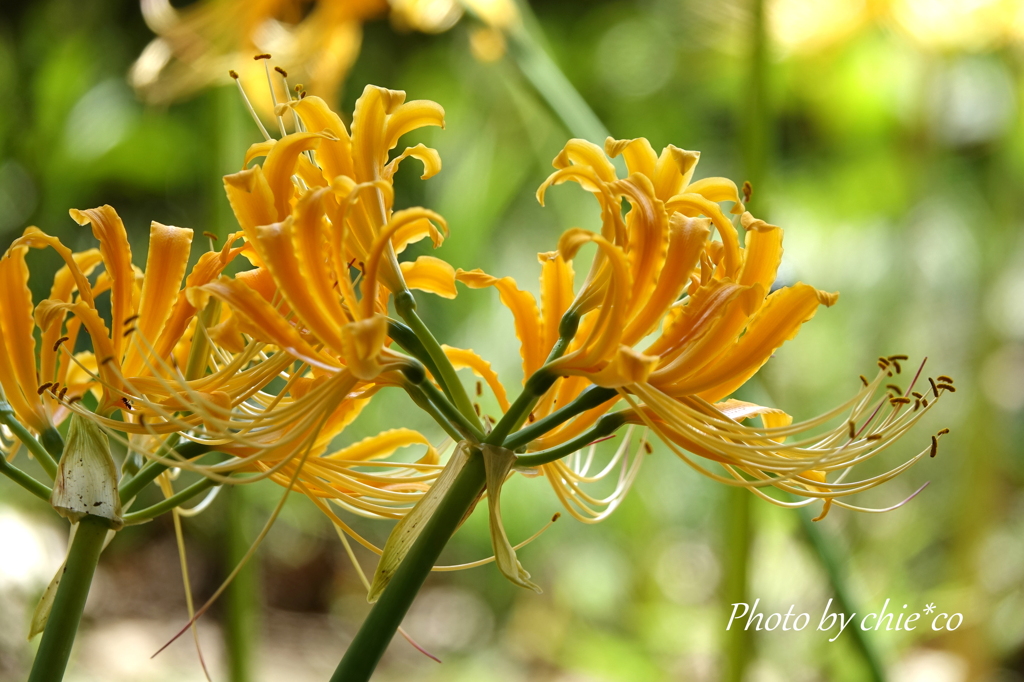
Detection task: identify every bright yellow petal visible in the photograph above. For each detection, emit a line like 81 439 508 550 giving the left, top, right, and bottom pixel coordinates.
122 222 194 377
455 268 544 381
223 167 276 265
291 95 355 180
198 277 340 371
665 193 741 277
652 146 700 200
0 245 48 431
442 345 511 411
325 428 437 463
70 205 135 360
623 214 709 345
383 143 442 181
681 284 837 400
400 256 457 298
262 131 333 219
604 137 657 179
538 251 575 354
384 99 445 150
684 176 745 214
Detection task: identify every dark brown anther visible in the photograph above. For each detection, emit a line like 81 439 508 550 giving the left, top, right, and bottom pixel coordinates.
866 434 883 441
254 53 272 60
138 413 146 427
892 361 902 374
101 356 116 365
936 375 953 384
48 383 59 395
937 383 956 393
889 397 911 405
475 381 482 397
643 441 653 454
928 377 938 397
886 384 902 394
913 399 921 411
742 180 752 203
911 391 923 399
888 354 909 361
203 231 219 242
58 386 68 401
859 375 869 387
848 421 856 439
551 513 561 522
67 395 82 405
123 327 136 337
878 357 890 367
274 66 288 77
937 428 949 436
528 413 535 423
930 436 938 457
53 336 69 352
37 382 53 395
474 403 481 416
123 314 140 326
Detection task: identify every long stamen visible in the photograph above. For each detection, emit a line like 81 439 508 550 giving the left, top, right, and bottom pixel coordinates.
229 70 271 141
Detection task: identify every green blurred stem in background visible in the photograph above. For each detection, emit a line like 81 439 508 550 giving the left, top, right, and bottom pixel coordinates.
212 84 260 682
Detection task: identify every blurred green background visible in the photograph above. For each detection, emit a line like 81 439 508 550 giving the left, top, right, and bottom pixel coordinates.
1 0 1022 680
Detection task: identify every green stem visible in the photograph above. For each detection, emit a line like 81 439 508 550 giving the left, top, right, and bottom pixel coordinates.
795 506 886 682
504 385 616 450
402 382 463 442
418 380 485 442
27 517 109 682
119 441 210 503
331 451 487 682
393 291 482 431
485 368 558 445
121 478 218 525
0 455 53 502
515 413 626 467
388 319 457 407
0 404 58 479
503 3 609 144
721 486 752 682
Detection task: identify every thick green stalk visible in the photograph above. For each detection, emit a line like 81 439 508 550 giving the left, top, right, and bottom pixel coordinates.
27 517 109 682
0 455 52 502
388 319 458 407
331 452 487 682
721 486 752 682
393 291 482 431
121 478 218 525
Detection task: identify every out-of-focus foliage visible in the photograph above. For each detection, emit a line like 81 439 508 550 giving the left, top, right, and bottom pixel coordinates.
1 0 1023 680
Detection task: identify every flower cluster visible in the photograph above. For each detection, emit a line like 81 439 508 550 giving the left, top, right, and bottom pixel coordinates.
0 74 953 596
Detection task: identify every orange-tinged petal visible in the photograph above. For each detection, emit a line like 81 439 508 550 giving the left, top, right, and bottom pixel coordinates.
585 346 659 388
254 216 348 355
291 95 355 180
262 131 334 219
151 242 244 360
383 143 442 181
538 251 575 354
681 284 837 400
605 137 657 179
198 277 339 371
653 146 700 200
384 99 445 151
665 193 741 277
70 205 135 360
122 222 193 377
455 268 544 381
442 345 511 411
243 139 275 167
63 300 122 414
400 256 457 298
361 207 446 315
351 85 405 183
391 216 445 254
325 428 436 463
623 215 709 345
223 167 276 265
738 212 783 291
684 176 745 214
0 245 47 431
552 139 618 184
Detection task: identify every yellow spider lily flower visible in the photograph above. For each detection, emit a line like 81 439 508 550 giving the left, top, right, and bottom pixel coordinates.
458 136 951 521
